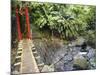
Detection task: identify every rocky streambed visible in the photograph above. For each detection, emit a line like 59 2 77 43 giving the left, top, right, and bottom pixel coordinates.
32 37 96 72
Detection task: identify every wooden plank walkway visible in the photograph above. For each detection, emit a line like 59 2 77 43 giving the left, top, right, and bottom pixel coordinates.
20 39 39 74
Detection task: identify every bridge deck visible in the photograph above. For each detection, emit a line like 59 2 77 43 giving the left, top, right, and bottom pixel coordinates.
20 39 39 74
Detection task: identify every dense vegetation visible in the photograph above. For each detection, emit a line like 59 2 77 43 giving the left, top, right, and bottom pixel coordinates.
12 1 96 48
11 1 96 72
30 2 96 47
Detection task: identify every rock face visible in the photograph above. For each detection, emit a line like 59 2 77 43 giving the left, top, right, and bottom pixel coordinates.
73 54 88 70
33 37 96 72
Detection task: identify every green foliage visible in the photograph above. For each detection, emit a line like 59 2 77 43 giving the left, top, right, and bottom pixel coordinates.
29 3 95 40
12 1 96 46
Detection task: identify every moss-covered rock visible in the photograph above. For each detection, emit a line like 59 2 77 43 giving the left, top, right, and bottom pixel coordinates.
73 54 88 70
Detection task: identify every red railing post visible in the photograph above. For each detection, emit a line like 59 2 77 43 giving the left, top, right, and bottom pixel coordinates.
16 8 22 41
25 7 31 39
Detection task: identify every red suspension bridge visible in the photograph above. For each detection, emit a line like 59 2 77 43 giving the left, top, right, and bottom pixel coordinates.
12 6 43 74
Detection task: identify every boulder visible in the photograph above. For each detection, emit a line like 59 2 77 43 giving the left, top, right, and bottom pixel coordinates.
87 48 95 59
41 65 54 72
64 61 73 71
12 70 20 75
73 54 88 70
76 37 85 46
